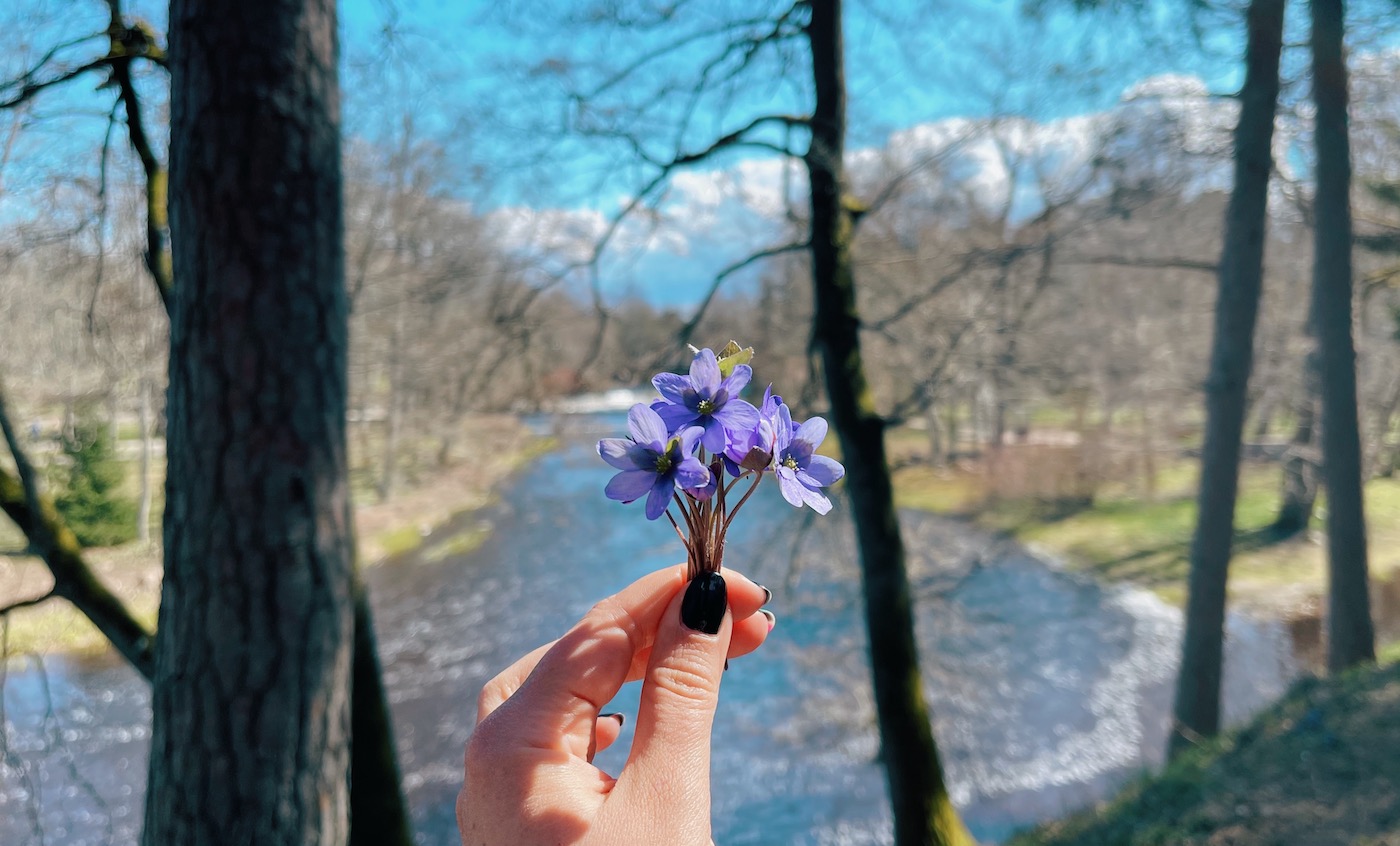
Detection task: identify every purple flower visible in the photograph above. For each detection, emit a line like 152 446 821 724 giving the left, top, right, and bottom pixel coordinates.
723 385 783 476
652 348 760 454
598 404 710 520
773 405 845 515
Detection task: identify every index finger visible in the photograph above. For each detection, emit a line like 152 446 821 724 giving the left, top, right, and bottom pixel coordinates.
474 564 765 758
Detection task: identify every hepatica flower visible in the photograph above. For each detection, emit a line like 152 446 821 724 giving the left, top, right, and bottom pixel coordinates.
651 347 760 454
599 342 845 577
598 405 710 520
773 404 845 515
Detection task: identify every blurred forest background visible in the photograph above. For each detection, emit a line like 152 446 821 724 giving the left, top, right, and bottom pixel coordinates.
2 0 1400 844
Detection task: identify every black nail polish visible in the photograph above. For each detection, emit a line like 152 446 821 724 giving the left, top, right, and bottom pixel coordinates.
759 584 773 605
681 571 727 634
601 712 625 726
724 659 730 672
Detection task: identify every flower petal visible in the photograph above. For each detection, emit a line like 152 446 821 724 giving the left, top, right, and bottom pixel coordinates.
774 403 794 454
714 398 759 434
794 416 828 450
597 438 635 470
803 455 845 486
776 467 805 508
656 401 700 433
690 348 721 396
674 456 710 491
645 478 673 520
718 363 753 398
651 372 692 405
678 425 705 456
798 483 833 515
627 403 668 450
626 443 659 469
700 417 729 453
605 469 656 503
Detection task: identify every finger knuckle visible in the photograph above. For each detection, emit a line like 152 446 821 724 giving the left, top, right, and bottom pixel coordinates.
586 596 645 654
649 648 719 707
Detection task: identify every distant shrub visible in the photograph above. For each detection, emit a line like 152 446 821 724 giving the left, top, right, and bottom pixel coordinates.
52 414 138 548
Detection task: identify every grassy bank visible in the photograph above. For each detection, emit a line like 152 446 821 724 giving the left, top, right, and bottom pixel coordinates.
0 414 553 658
889 430 1400 617
1008 659 1400 846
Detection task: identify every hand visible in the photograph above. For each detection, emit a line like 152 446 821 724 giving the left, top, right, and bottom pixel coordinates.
457 564 775 846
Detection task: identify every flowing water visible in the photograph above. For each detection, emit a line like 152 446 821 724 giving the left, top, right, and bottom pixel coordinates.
0 415 1301 845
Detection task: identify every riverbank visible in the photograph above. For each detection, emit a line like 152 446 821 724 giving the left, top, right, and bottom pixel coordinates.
0 413 553 657
887 432 1400 656
1008 656 1400 845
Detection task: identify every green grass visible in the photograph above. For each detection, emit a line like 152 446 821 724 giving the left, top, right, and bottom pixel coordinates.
376 524 426 558
2 593 159 658
1010 661 1400 846
890 427 1400 609
421 521 493 563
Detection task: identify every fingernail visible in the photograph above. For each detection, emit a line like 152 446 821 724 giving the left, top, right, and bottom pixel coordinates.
681 571 727 635
759 608 776 632
601 712 625 726
724 659 730 672
759 584 773 605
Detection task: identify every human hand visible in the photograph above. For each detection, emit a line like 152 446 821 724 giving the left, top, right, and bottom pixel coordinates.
457 565 775 846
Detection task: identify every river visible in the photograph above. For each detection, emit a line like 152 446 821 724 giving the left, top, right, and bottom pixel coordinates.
0 415 1300 844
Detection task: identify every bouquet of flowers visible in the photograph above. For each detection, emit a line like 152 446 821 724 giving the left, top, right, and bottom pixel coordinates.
597 342 845 578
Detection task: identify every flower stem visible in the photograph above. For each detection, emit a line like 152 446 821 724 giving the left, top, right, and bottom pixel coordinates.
722 471 764 535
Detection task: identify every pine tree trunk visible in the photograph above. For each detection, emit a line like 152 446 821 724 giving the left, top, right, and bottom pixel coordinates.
806 3 973 843
1310 0 1376 671
145 0 356 842
1169 0 1284 758
136 377 152 545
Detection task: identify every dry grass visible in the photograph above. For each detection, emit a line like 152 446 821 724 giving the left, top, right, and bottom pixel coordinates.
1 413 551 657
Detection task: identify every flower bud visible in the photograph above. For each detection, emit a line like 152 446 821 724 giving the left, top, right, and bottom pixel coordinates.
739 445 773 472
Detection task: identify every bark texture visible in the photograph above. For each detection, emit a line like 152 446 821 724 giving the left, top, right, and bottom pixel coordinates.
144 0 356 843
1169 0 1284 758
1274 328 1320 540
1310 0 1376 671
806 2 973 843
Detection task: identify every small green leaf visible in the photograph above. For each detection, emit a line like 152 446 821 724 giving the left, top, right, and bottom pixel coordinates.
716 340 754 378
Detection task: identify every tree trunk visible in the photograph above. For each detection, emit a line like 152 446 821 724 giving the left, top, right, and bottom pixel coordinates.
926 408 945 469
1366 374 1400 479
806 3 973 843
137 377 152 545
1274 337 1320 539
1169 0 1284 759
1139 392 1157 502
1310 0 1376 672
379 302 405 503
350 580 414 846
145 0 356 842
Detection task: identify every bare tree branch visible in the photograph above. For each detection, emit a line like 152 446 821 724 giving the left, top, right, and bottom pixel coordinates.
673 239 810 353
1058 253 1219 273
0 57 111 111
0 380 155 679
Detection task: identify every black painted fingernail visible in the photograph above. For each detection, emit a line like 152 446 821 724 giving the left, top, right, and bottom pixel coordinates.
601 712 625 726
759 584 773 605
681 571 727 634
724 659 730 672
759 608 776 631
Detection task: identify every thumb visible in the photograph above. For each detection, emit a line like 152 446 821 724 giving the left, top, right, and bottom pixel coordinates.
614 571 731 820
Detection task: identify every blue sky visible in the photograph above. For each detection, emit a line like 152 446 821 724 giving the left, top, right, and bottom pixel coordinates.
14 0 1393 308
328 0 1263 306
